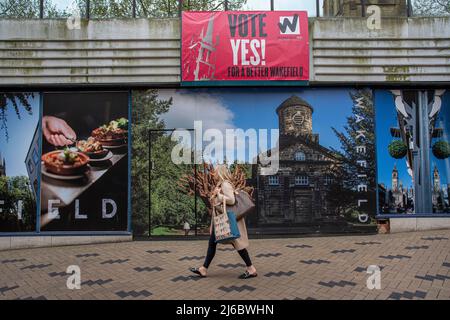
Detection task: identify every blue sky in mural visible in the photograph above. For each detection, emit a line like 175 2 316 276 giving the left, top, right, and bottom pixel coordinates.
375 90 450 190
0 94 40 177
217 87 353 150
163 88 354 163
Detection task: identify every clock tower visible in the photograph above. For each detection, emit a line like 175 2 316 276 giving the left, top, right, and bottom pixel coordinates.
392 164 399 192
276 95 314 139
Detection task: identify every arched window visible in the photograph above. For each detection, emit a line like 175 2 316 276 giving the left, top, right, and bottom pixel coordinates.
295 175 309 186
294 151 306 161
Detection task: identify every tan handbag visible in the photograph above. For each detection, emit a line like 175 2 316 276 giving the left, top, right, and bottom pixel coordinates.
227 189 256 221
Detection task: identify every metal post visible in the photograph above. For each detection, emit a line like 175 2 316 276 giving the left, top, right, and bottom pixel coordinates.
39 0 44 18
132 0 136 18
417 91 433 213
148 130 152 237
86 0 90 19
224 0 228 11
178 0 182 17
361 0 366 17
194 164 197 236
316 0 320 17
270 0 274 11
407 0 412 17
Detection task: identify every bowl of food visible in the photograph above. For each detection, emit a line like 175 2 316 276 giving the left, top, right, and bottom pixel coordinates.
76 137 109 159
91 118 128 147
42 148 89 176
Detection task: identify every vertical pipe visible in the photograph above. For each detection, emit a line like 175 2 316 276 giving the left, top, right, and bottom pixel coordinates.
418 91 433 213
407 0 412 17
361 0 366 17
271 0 274 11
86 0 90 19
178 0 182 17
39 0 44 18
316 0 320 17
132 0 136 18
148 130 152 237
224 0 228 11
194 139 197 237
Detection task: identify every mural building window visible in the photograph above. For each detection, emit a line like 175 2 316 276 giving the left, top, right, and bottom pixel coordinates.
268 175 279 186
295 175 309 186
294 151 306 161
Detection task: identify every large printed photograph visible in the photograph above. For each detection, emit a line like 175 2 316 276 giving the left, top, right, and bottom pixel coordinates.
132 88 377 237
0 92 39 233
40 92 129 231
376 89 450 215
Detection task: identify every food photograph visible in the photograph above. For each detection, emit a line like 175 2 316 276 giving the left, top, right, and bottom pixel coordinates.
39 92 129 232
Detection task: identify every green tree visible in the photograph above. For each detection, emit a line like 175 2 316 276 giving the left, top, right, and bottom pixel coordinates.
75 0 247 18
0 0 60 18
149 133 198 229
132 89 204 235
413 0 450 16
0 175 36 232
1 0 247 18
131 89 170 235
328 89 376 221
0 93 34 141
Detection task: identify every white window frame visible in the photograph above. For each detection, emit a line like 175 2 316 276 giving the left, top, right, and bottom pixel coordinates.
294 151 306 161
295 175 309 186
268 175 279 186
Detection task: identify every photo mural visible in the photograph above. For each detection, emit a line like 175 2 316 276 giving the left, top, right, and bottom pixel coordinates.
0 92 39 232
1 88 448 236
40 92 130 231
131 88 377 236
0 91 130 233
375 89 450 215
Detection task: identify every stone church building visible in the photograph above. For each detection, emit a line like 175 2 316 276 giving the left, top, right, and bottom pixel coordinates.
253 96 343 227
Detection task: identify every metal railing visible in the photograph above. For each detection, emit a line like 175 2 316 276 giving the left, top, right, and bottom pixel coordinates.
0 0 432 19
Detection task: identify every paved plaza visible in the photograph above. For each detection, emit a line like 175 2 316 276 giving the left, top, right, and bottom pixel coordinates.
1 230 450 300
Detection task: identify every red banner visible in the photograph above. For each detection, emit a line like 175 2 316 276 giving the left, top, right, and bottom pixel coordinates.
181 11 309 83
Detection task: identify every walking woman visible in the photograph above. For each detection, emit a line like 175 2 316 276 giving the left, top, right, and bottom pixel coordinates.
189 164 258 279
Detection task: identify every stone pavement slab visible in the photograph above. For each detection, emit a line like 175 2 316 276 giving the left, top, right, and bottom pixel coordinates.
1 230 450 300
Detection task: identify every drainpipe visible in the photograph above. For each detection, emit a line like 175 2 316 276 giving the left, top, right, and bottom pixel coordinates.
39 0 43 18
407 0 412 17
86 0 90 19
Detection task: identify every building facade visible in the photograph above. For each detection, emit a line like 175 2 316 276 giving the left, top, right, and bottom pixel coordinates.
254 96 343 227
382 164 449 214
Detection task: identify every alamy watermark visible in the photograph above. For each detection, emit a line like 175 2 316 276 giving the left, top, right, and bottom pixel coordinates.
66 1 81 30
66 265 81 290
171 121 280 175
366 265 382 290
